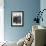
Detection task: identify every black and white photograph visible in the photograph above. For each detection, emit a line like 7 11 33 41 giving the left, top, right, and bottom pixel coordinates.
11 11 24 27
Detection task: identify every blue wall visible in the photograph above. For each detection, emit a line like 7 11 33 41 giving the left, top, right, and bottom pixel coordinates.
4 0 40 42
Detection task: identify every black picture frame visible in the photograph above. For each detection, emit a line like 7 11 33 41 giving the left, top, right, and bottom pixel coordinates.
11 11 24 27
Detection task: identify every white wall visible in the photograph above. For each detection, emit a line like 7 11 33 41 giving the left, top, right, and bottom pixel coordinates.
0 0 4 42
40 0 46 9
40 0 46 27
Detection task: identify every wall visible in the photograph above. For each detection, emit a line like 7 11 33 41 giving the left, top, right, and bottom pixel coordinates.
0 0 4 42
40 0 46 27
4 0 40 42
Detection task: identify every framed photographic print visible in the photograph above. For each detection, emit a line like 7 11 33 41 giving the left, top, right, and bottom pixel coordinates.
11 11 24 27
